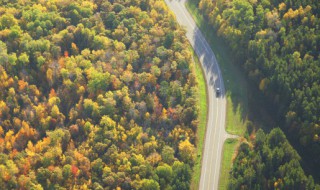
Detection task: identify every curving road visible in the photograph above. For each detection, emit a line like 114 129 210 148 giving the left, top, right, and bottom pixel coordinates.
164 0 229 189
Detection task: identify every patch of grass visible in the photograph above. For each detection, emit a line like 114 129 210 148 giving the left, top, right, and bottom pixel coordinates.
219 138 239 190
226 96 247 135
190 48 208 190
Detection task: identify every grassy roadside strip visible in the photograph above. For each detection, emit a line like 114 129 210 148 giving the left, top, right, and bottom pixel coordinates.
185 0 248 189
219 139 239 190
189 47 208 190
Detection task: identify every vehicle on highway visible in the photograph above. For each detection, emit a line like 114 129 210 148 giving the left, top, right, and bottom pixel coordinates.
216 87 221 97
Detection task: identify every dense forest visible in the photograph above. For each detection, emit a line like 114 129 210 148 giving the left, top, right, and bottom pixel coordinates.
0 0 199 189
229 128 319 189
197 0 320 176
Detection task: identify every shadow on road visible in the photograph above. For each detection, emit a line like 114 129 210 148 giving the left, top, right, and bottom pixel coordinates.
191 26 225 98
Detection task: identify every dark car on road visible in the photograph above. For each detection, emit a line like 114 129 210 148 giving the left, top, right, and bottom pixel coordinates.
216 87 221 97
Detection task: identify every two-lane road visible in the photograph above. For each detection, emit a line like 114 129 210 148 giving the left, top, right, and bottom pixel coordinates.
164 0 228 189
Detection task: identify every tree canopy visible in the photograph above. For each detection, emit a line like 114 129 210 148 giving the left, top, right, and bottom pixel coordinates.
198 0 320 172
0 0 199 189
229 129 320 189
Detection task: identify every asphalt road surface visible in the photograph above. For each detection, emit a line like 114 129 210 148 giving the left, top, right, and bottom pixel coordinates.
164 0 231 189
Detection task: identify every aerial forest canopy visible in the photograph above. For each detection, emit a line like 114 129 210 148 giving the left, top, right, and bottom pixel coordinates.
0 0 199 189
197 0 320 169
229 128 319 189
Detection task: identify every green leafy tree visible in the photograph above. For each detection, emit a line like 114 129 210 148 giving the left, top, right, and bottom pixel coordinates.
141 179 160 190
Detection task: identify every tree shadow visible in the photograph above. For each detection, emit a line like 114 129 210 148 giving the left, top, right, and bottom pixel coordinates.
191 27 225 97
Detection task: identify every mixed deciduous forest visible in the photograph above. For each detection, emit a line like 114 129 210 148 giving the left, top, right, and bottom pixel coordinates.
197 0 320 184
0 0 199 189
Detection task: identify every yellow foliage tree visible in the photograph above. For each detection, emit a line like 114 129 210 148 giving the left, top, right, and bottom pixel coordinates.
178 138 195 162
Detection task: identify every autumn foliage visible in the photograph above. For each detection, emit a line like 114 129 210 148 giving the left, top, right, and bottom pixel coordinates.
0 0 199 189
